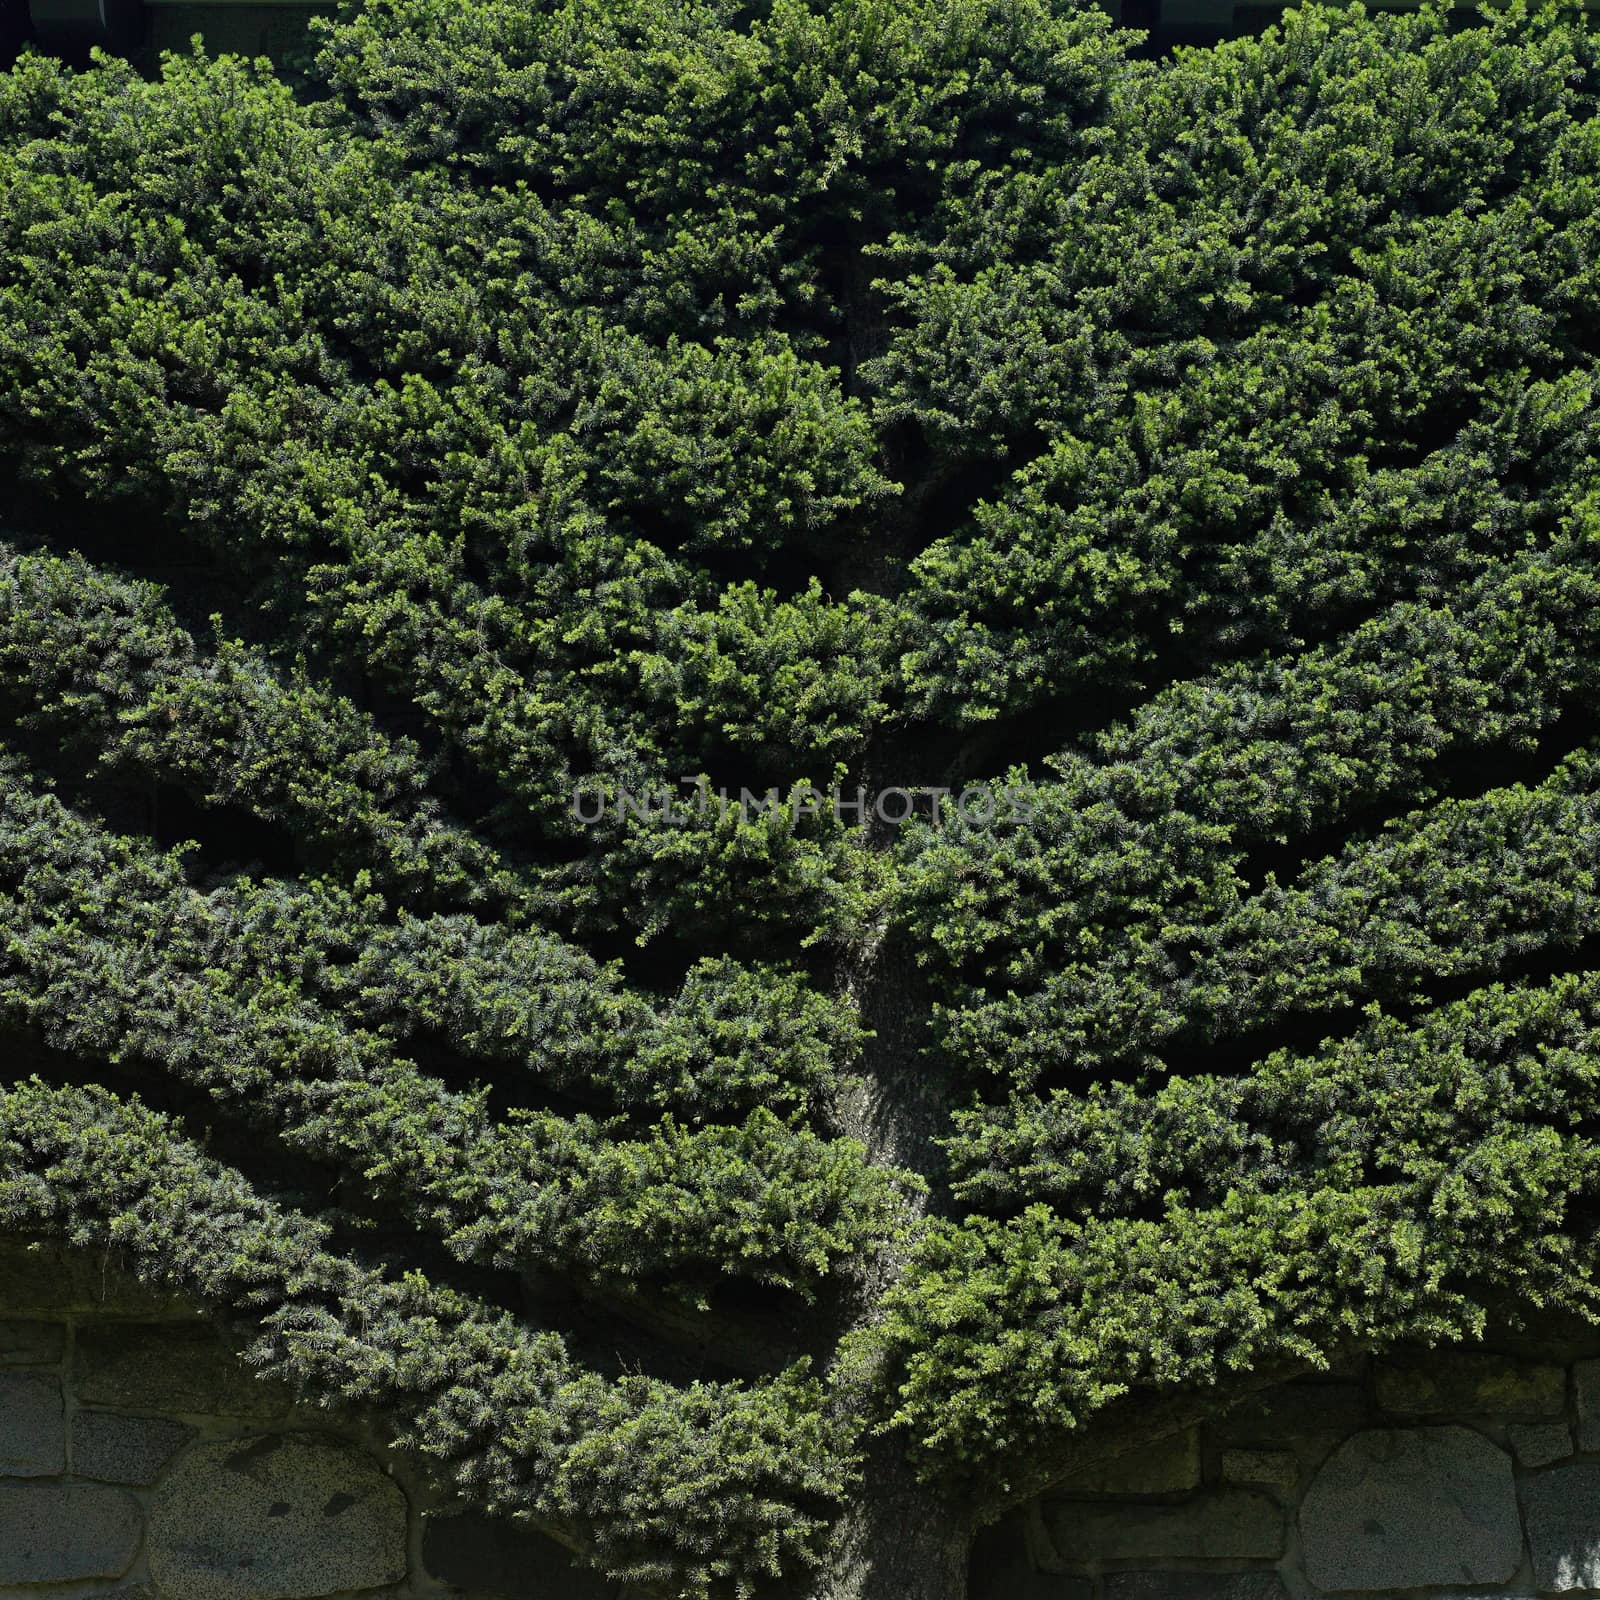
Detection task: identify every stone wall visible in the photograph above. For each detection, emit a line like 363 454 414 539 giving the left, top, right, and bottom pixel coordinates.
0 1238 617 1599
11 1231 1600 1600
976 1328 1600 1600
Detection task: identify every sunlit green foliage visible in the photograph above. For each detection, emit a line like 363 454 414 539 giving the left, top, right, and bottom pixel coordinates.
5 0 1600 1592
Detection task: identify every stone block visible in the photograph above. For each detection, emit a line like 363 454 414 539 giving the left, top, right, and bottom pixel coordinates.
72 1411 195 1485
1319 1348 1369 1381
0 1238 186 1318
1574 1360 1600 1451
67 1255 194 1318
1523 1462 1600 1589
76 1323 287 1418
1220 1449 1299 1490
422 1513 621 1598
1466 1307 1600 1367
1042 1491 1283 1568
1058 1430 1201 1495
0 1240 74 1314
149 1433 407 1600
1214 1383 1367 1446
970 1513 1090 1600
0 1321 63 1365
0 1371 63 1476
1105 1576 1290 1600
0 1482 141 1581
1375 1353 1565 1417
1509 1423 1573 1470
1299 1426 1520 1591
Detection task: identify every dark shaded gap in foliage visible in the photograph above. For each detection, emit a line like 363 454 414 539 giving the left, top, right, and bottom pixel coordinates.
1156 928 1600 1087
0 1023 767 1371
1233 705 1600 896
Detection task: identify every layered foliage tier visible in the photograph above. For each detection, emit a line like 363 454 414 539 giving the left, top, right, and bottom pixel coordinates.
5 0 1600 1593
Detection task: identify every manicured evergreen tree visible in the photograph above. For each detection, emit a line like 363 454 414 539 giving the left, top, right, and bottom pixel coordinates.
4 1 1600 1592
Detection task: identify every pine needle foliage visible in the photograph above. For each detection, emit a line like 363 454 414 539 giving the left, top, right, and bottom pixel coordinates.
5 1 1600 1593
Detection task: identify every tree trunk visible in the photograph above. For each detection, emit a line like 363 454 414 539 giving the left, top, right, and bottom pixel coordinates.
796 1450 974 1600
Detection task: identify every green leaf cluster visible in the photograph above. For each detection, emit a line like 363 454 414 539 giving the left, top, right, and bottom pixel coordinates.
6 0 1600 1589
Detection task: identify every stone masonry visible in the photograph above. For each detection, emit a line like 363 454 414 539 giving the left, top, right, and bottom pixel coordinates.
0 1237 620 1599
11 1233 1600 1600
977 1322 1600 1600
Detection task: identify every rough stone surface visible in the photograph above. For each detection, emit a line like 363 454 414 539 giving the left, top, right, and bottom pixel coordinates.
73 1411 195 1485
1220 1449 1299 1490
149 1433 407 1600
0 1321 63 1366
1575 1359 1600 1451
1215 1384 1367 1447
1299 1426 1520 1591
0 1239 184 1318
1043 1492 1284 1568
6 1241 1600 1600
1482 1314 1600 1367
0 1241 74 1315
0 1483 141 1582
1522 1462 1600 1589
76 1323 287 1418
1058 1430 1201 1495
1105 1575 1290 1600
422 1513 621 1598
970 1515 1091 1600
1375 1354 1565 1417
1509 1422 1573 1469
0 1372 63 1476
1320 1350 1369 1381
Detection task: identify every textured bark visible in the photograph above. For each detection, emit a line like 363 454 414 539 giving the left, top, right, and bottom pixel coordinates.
797 1447 973 1600
803 291 985 1598
797 778 974 1598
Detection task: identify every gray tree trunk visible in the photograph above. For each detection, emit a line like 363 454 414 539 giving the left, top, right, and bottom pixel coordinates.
798 1451 974 1600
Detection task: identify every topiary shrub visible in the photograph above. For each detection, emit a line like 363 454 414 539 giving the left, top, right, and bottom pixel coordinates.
4 1 1600 1593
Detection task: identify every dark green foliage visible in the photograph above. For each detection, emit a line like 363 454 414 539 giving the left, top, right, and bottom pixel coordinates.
5 1 1600 1593
946 974 1600 1214
905 546 1600 991
884 975 1600 1472
0 761 904 1293
0 1078 844 1596
0 546 511 900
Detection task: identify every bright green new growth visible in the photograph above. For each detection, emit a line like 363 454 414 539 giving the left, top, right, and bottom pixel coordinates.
4 0 1600 1594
